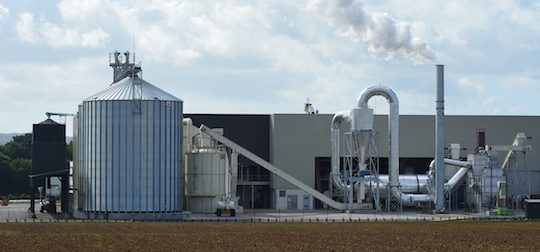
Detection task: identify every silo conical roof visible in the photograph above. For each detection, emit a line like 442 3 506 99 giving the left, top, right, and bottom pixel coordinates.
85 77 181 102
37 118 61 125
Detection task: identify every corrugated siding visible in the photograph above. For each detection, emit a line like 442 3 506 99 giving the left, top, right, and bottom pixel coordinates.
77 79 183 213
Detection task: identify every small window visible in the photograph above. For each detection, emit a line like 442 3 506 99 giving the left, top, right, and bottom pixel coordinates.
279 190 286 197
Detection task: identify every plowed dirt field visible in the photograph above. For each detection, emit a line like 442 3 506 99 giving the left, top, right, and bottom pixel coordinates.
1 221 539 251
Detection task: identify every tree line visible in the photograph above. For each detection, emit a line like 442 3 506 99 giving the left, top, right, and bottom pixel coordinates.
0 134 72 198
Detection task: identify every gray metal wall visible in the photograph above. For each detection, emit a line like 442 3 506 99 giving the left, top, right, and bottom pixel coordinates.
270 114 331 191
77 100 183 213
270 114 540 190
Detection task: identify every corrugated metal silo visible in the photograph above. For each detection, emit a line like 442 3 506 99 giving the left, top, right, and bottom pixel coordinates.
76 52 183 216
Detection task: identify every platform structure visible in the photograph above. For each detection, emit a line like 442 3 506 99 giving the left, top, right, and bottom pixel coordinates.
343 131 382 211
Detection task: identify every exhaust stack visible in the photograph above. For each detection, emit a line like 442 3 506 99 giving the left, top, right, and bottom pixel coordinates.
435 64 445 212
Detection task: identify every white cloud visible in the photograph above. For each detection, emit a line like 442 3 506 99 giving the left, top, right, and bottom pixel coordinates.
457 77 485 94
456 74 538 95
0 3 9 19
0 75 14 91
0 57 107 97
80 28 110 47
445 70 540 116
57 0 108 24
41 22 110 48
188 16 230 55
396 90 433 115
501 75 538 91
14 12 110 48
132 1 269 64
519 43 540 51
509 3 540 32
135 23 202 65
15 13 37 43
364 1 540 49
0 57 109 133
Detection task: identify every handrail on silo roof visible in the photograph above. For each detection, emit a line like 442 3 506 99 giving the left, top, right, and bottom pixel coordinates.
109 51 142 83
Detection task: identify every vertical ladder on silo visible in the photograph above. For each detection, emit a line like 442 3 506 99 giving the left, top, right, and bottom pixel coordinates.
132 77 142 115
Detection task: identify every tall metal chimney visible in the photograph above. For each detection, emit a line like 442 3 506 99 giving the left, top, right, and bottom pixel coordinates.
435 64 445 212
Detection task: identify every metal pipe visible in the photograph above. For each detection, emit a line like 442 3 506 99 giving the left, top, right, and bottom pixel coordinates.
357 85 400 192
444 167 468 192
356 85 410 207
427 158 471 194
428 158 471 170
368 168 467 196
435 64 445 211
329 78 472 208
367 157 470 206
330 111 352 192
368 167 468 206
331 82 472 208
183 118 193 151
368 175 430 194
399 193 433 206
225 151 230 200
352 84 470 207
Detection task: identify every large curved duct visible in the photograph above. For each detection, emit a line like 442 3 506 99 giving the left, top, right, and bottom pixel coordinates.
332 84 471 208
355 85 470 206
354 85 425 206
368 175 430 194
367 160 469 206
399 159 469 205
398 167 468 206
357 85 399 187
437 158 470 168
331 111 352 192
444 167 468 192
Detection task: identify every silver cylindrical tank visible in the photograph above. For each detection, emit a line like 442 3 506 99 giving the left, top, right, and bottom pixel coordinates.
185 151 227 213
77 77 183 213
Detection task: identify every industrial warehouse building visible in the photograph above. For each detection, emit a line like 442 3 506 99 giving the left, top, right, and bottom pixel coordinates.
186 113 540 210
30 52 539 219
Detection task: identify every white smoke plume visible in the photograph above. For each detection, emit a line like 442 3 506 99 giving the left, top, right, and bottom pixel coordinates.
308 0 436 63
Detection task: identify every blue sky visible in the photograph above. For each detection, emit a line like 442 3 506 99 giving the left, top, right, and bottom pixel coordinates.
0 0 539 134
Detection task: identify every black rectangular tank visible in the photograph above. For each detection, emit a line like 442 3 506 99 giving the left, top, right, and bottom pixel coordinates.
32 119 66 175
525 199 540 219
